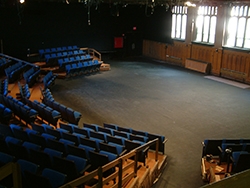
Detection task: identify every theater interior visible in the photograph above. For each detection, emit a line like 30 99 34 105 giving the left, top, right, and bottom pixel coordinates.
1 0 250 188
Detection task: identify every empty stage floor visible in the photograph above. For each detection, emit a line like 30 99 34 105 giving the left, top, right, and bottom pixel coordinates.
50 57 250 188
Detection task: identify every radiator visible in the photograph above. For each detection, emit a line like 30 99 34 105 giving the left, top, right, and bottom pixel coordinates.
185 58 211 74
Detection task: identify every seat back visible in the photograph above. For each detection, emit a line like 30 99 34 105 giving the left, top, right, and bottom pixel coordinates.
233 153 250 173
83 123 97 131
203 139 223 157
79 137 98 151
103 123 117 130
47 138 67 155
62 132 79 146
53 155 79 182
99 142 118 155
59 122 74 133
107 135 123 146
30 149 53 170
67 144 88 159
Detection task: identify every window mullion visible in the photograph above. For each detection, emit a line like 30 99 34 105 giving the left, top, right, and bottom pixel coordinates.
207 16 211 43
234 17 239 47
201 16 205 42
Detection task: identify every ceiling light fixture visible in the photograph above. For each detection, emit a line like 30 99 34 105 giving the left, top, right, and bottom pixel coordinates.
185 1 196 7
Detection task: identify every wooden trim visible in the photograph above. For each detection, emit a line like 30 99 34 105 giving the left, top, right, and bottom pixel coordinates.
0 162 22 188
59 138 160 188
128 176 139 188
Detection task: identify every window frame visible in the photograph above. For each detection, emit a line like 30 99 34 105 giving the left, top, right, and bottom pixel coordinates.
193 5 218 44
171 5 188 40
224 5 250 49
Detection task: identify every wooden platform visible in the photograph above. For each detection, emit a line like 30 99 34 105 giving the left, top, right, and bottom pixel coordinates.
201 157 231 184
100 63 111 71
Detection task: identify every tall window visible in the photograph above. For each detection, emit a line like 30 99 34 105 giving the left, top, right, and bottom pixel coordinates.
171 6 188 40
194 6 217 44
225 5 250 48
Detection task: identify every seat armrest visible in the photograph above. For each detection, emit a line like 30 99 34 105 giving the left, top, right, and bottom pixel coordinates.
119 149 127 157
201 141 205 147
230 156 235 163
143 146 150 153
163 139 168 144
218 146 223 153
80 164 91 175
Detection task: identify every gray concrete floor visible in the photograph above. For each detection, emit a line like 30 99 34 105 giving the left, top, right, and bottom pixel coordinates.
51 57 250 188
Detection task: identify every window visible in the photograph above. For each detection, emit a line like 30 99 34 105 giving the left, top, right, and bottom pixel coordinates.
171 6 188 40
194 6 217 44
225 5 250 48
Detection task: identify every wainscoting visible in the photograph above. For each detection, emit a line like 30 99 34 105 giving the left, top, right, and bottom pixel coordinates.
143 39 250 84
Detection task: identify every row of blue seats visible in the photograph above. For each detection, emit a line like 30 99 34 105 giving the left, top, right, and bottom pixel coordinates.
43 71 57 89
23 67 40 87
202 139 250 174
202 138 250 157
0 104 12 125
0 95 38 125
58 122 148 165
5 62 29 83
24 99 61 126
40 87 54 101
103 123 167 154
65 60 101 77
58 54 93 68
18 82 31 99
0 128 83 186
0 79 8 97
0 58 12 71
39 45 79 57
42 97 82 125
0 123 118 184
0 152 66 188
44 50 86 64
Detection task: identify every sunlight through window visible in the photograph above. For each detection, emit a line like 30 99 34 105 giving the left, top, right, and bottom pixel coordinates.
194 6 217 44
225 5 250 48
171 6 187 40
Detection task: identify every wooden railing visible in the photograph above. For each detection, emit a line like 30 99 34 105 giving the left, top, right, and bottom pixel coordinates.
59 138 160 188
201 169 250 188
80 47 102 61
0 162 22 188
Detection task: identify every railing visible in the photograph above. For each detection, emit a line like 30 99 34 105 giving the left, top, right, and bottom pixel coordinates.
200 169 250 188
0 53 39 68
0 162 22 188
59 138 160 188
80 47 102 61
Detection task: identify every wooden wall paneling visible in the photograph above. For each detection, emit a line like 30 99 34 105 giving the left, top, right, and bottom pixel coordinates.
246 56 250 84
143 40 166 61
221 50 250 82
166 41 186 66
191 44 222 75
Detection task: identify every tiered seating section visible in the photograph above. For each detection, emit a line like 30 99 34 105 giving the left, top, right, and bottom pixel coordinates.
0 95 38 125
201 138 250 183
41 88 82 125
24 99 61 126
0 79 8 97
39 45 84 65
5 62 29 83
0 104 12 125
58 54 93 68
0 58 12 72
65 60 101 77
43 71 57 89
23 67 40 87
18 82 31 100
0 122 166 187
39 45 79 58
